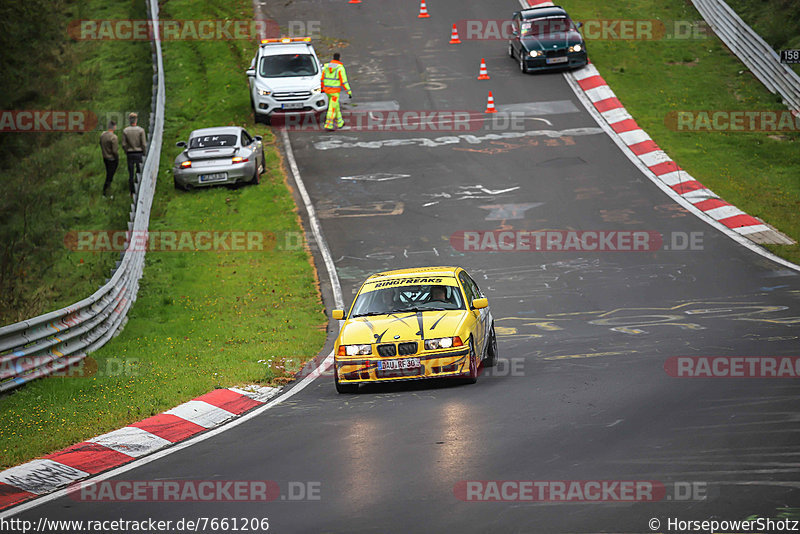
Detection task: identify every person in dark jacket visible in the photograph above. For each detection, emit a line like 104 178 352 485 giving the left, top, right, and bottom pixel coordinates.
100 120 119 197
121 112 147 195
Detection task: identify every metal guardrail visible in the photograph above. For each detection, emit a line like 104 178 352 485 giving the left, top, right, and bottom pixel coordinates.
692 0 800 112
0 0 165 393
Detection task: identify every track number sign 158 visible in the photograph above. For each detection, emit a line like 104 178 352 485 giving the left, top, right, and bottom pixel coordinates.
780 49 800 63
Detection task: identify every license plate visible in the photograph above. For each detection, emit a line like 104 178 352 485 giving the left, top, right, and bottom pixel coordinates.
546 56 568 64
281 102 304 109
378 358 421 371
198 172 227 183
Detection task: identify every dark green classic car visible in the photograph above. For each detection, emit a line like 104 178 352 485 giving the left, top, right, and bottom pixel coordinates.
508 5 588 73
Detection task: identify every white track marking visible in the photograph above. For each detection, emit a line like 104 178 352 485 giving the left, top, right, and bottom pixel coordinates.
281 129 345 310
87 427 171 458
0 461 88 495
164 401 237 429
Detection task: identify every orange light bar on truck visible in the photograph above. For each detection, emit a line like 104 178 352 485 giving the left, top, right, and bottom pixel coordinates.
260 37 312 44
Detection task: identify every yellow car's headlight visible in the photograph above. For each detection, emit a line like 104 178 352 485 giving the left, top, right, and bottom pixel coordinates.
424 336 463 350
338 344 372 356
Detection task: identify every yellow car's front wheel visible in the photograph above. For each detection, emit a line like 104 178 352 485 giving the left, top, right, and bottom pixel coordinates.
335 364 358 394
465 337 478 384
485 324 498 367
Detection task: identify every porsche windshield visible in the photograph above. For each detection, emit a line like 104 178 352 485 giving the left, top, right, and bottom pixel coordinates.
351 285 464 317
259 54 318 77
189 135 237 148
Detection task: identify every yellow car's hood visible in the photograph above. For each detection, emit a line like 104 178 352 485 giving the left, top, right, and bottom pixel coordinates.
340 310 469 344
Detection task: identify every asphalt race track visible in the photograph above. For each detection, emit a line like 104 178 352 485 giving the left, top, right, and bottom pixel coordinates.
15 1 800 532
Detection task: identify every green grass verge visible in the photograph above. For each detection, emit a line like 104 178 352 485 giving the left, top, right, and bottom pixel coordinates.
0 0 326 469
0 0 152 324
565 0 800 264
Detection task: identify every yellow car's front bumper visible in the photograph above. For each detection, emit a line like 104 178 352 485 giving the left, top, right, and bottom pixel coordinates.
335 346 471 383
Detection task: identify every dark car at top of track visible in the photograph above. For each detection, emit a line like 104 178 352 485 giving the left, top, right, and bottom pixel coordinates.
508 5 588 73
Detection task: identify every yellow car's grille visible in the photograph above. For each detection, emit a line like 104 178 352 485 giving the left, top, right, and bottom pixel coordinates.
376 342 419 357
398 342 418 355
377 344 396 357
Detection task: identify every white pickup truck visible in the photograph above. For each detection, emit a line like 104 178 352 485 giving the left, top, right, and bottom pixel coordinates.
246 37 328 124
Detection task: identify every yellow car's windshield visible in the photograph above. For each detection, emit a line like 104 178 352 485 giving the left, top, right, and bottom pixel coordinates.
351 285 464 317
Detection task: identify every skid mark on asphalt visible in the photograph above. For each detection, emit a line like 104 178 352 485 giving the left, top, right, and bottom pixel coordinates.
479 203 544 220
317 201 404 218
453 136 574 154
313 127 603 150
603 393 800 487
477 260 699 299
497 100 580 116
543 351 637 361
599 208 643 225
495 300 800 342
340 173 410 182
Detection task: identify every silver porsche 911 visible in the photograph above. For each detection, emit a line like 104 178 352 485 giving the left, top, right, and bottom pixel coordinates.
173 126 264 190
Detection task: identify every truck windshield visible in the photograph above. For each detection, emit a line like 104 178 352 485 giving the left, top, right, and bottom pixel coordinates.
259 54 318 78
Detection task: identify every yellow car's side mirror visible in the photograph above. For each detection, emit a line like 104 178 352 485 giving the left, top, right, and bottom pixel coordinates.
332 309 344 320
471 298 488 310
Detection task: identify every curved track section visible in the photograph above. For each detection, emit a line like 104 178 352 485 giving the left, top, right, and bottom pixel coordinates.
9 1 800 532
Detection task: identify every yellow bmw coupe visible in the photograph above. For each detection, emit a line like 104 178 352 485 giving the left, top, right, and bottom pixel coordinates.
332 267 498 393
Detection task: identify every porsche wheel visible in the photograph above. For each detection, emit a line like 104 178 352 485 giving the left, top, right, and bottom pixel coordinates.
247 166 260 186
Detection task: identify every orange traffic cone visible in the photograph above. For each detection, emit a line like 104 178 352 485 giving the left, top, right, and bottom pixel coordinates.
477 58 490 80
449 24 461 44
485 91 498 113
418 0 430 18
